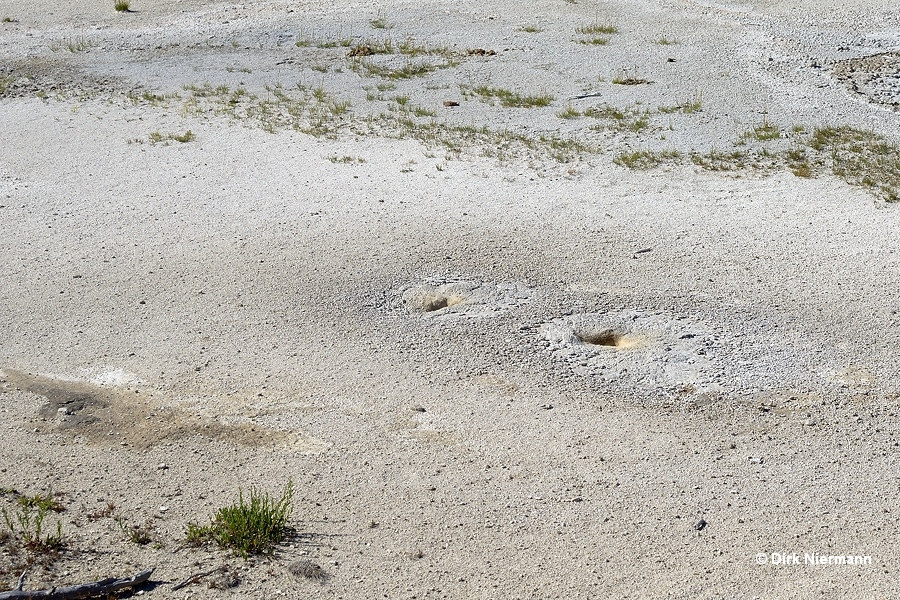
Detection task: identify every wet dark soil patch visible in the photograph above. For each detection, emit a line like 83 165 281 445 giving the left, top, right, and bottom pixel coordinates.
0 368 314 450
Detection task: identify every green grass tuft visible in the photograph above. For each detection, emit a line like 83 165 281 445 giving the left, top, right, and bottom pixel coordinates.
370 13 393 30
352 58 453 80
186 481 293 558
556 105 582 119
114 0 130 12
148 130 195 145
17 491 64 514
463 85 554 108
585 104 651 132
117 517 153 545
576 22 618 35
808 125 900 202
614 149 680 169
659 93 702 114
2 501 63 553
741 120 781 142
578 37 610 46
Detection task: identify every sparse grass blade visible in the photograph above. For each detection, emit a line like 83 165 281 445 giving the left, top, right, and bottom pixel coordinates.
463 85 553 108
576 22 618 35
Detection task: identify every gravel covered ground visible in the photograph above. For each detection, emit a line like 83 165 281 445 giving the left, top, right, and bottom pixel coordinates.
1 0 900 597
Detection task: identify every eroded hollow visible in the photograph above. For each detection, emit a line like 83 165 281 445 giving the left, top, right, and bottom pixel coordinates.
418 292 464 313
576 329 625 347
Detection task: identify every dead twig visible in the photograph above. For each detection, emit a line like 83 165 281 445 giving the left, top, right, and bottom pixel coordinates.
171 568 219 591
0 568 153 600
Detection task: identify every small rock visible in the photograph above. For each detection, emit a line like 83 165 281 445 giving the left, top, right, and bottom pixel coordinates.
157 463 168 470
539 404 553 410
158 505 168 513
748 456 763 465
804 418 817 426
695 518 707 531
410 405 426 413
443 100 460 107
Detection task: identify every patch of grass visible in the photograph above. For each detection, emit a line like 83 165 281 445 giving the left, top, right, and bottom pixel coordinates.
655 36 678 45
316 38 354 49
347 39 394 57
557 105 581 119
411 106 436 117
659 93 702 114
807 125 900 201
50 36 93 53
185 481 293 558
608 122 899 201
518 25 543 33
114 0 130 12
462 85 554 108
396 38 452 58
370 12 393 30
17 491 64 514
179 82 352 137
383 115 594 163
691 148 785 174
352 58 452 80
787 147 813 178
2 503 63 553
691 148 755 171
741 119 781 142
148 130 195 145
585 104 651 132
576 22 618 35
329 155 366 164
117 517 153 545
612 73 651 85
614 149 680 169
578 37 610 46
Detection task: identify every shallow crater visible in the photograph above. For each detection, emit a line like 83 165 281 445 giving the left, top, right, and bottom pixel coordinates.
539 309 719 394
398 276 532 317
575 328 642 349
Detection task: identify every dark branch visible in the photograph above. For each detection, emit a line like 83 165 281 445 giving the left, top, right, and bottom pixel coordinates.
0 568 153 600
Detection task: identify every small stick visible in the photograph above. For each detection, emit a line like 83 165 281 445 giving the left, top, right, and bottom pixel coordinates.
14 573 25 592
171 568 218 591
